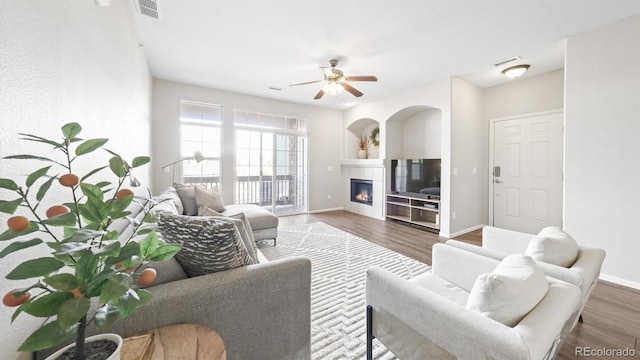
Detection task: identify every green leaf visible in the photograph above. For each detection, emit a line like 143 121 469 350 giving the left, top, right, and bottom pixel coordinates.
75 251 99 283
6 257 65 280
85 269 116 297
21 291 74 317
41 212 77 227
109 156 127 177
75 138 108 156
95 181 111 189
104 242 140 268
0 178 19 191
62 228 106 243
0 238 42 258
3 155 65 167
115 289 142 318
103 230 120 240
93 240 120 257
78 199 108 225
100 273 133 303
80 165 108 183
44 273 79 291
131 156 150 168
0 198 23 214
26 166 52 188
17 320 77 352
94 304 121 330
0 221 38 241
140 231 160 258
80 183 104 202
61 122 82 140
57 297 91 329
18 133 63 149
148 244 182 262
56 242 92 256
36 175 56 202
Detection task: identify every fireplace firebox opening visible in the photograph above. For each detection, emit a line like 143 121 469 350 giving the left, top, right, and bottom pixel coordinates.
351 178 373 206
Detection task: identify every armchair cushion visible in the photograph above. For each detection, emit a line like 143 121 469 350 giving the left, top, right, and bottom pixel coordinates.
467 254 549 326
526 227 579 267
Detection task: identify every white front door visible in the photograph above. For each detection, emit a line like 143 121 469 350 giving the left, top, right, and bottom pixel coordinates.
491 110 563 234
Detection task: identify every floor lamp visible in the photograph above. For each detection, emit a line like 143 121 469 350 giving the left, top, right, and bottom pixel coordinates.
162 150 206 184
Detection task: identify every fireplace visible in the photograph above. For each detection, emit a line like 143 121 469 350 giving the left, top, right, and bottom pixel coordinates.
350 178 373 205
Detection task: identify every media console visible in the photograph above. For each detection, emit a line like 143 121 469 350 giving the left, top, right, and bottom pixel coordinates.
385 193 440 231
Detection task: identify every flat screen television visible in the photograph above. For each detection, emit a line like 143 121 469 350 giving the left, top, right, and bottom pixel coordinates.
390 159 441 198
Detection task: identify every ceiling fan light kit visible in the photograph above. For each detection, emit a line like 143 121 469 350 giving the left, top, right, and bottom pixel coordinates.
290 59 378 99
502 64 530 79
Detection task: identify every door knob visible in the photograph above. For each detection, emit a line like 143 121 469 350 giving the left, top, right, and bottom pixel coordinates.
494 179 503 184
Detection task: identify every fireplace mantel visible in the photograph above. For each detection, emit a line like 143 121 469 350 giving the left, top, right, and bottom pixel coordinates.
340 159 384 168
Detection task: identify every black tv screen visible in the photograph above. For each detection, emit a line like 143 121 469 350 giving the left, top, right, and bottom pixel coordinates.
390 159 441 197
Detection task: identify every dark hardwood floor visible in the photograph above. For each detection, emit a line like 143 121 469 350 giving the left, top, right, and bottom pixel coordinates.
279 210 640 360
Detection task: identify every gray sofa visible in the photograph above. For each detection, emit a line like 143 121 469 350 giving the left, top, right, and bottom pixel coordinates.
36 205 311 360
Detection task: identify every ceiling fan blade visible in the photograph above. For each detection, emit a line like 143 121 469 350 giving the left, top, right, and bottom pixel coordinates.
290 79 322 87
314 89 325 100
320 66 334 78
344 75 378 82
342 82 363 97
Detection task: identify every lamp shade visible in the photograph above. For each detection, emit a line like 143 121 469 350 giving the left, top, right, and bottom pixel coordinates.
193 150 205 163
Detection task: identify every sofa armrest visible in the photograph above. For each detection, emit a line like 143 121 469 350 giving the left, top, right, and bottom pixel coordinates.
366 266 530 360
99 257 311 360
431 243 500 292
482 226 533 253
445 239 509 261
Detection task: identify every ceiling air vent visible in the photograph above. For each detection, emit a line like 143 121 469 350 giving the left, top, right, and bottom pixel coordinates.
134 0 160 20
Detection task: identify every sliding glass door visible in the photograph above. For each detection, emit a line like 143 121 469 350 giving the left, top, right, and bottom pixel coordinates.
234 110 307 215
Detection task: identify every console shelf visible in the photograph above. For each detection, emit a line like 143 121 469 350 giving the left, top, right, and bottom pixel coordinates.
386 193 440 231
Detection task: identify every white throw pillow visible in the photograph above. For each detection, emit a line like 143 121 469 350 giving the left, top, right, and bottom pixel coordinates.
466 254 549 327
194 185 227 213
525 227 579 267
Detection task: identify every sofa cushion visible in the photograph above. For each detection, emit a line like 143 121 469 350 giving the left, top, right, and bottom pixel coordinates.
466 254 549 327
157 213 254 277
173 183 198 215
223 204 279 231
195 186 226 213
140 258 188 287
525 227 579 267
201 206 259 263
157 187 184 215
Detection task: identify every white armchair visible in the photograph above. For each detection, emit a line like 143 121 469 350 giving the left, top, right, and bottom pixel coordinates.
446 226 606 329
366 244 580 360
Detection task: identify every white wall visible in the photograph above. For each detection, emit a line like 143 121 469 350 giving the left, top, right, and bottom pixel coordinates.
151 79 344 212
450 78 486 236
564 15 640 287
402 110 442 159
0 1 151 357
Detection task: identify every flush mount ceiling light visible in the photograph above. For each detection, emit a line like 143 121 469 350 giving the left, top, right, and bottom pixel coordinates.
502 64 531 79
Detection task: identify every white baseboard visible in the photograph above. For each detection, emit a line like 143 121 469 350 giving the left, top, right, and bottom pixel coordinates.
599 273 640 290
447 224 486 239
309 207 344 214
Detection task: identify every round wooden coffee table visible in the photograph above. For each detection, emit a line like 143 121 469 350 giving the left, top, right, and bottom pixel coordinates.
121 323 226 360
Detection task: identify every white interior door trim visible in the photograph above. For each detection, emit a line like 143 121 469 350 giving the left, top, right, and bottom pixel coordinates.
488 108 564 227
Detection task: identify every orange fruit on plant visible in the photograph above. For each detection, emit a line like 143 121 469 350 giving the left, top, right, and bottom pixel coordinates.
138 268 157 287
58 173 79 187
69 288 83 299
115 189 134 199
7 216 29 232
46 205 70 218
2 289 30 307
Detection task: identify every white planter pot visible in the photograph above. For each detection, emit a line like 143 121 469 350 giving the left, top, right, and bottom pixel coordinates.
46 333 123 360
357 149 368 159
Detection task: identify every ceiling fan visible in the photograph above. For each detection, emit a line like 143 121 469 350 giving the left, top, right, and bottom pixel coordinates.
290 59 378 100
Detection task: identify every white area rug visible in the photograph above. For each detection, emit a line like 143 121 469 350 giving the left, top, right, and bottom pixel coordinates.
258 222 431 360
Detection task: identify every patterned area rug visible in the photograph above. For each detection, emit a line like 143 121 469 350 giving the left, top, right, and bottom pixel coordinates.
258 222 431 360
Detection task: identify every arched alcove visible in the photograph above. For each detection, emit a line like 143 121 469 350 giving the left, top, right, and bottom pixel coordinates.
385 105 442 160
346 117 380 159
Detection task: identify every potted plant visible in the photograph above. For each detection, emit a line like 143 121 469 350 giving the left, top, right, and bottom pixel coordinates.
358 135 369 159
0 123 181 359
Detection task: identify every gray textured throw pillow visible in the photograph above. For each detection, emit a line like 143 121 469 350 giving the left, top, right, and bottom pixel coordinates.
157 213 254 277
201 206 259 263
173 183 198 215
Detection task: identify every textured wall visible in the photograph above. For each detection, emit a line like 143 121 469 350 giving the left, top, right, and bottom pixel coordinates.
0 1 151 357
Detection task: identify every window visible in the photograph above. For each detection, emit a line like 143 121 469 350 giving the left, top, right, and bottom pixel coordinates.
179 101 222 188
233 109 308 215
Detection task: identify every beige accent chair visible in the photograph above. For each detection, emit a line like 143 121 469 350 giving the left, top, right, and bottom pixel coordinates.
446 226 605 330
366 243 580 360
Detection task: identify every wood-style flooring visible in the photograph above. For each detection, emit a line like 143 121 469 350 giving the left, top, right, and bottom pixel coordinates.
279 210 640 360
